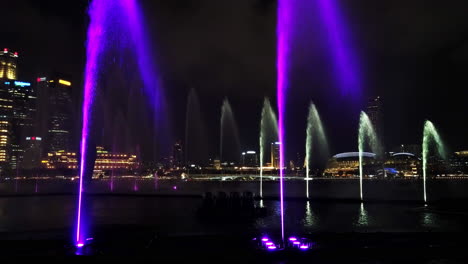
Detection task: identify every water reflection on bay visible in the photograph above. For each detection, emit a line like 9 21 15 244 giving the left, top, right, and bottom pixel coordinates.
302 201 317 228
356 202 369 227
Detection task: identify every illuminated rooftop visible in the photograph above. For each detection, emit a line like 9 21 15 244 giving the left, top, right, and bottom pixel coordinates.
333 152 376 159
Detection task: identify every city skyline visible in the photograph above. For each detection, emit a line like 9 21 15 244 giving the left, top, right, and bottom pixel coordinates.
1 0 468 165
0 47 467 169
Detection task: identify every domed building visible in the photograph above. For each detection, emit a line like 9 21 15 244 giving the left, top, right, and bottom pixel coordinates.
384 152 420 178
323 152 378 177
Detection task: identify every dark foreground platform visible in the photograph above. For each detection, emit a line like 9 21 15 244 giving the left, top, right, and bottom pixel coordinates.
1 229 468 263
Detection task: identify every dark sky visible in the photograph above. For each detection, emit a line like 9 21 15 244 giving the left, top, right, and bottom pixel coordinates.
2 0 468 162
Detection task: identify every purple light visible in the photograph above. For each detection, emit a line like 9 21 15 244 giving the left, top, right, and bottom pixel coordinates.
173 186 177 190
261 238 269 242
289 237 297 241
76 0 107 244
277 0 293 243
265 242 274 246
76 0 166 245
267 246 277 250
317 0 360 96
300 245 309 250
122 0 169 147
76 243 85 248
293 241 301 245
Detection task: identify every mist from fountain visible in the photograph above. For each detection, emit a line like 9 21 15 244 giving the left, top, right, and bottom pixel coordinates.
220 98 241 163
422 120 446 203
76 0 165 247
259 98 278 198
304 102 329 199
185 88 209 165
358 111 381 201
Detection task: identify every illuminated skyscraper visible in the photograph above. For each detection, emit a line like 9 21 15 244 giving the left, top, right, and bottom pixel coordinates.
8 81 36 169
172 141 183 167
36 75 73 152
271 142 280 169
21 136 43 170
0 81 13 169
0 48 18 80
241 151 258 167
366 96 384 149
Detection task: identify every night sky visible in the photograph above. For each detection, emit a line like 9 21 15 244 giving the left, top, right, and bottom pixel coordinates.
2 0 468 162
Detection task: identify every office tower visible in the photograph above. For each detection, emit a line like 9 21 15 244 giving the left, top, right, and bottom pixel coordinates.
0 81 13 170
36 75 73 152
9 81 36 169
21 136 43 170
0 48 18 80
366 96 384 149
241 151 258 167
271 142 280 169
172 141 183 167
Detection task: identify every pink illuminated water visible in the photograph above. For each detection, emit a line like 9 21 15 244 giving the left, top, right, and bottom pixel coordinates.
76 0 164 247
277 0 294 243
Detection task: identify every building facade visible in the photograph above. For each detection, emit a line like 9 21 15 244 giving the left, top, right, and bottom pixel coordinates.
36 76 73 153
0 48 18 80
21 136 43 170
172 141 183 168
0 81 13 170
366 96 384 149
241 151 258 167
8 81 36 169
271 142 280 169
42 146 138 173
324 152 378 177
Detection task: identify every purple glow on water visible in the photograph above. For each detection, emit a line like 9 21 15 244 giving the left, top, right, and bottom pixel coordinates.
277 0 293 243
154 172 158 190
317 0 360 96
133 181 138 191
110 172 114 191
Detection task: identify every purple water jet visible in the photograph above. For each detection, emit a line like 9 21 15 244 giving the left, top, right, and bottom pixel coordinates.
317 0 360 96
277 0 294 243
76 0 165 247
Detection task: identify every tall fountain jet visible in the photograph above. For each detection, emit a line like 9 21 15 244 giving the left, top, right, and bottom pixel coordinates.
305 102 328 199
422 120 446 203
220 98 241 163
185 88 209 165
358 111 381 201
276 0 294 243
317 0 361 97
259 98 278 198
76 0 165 248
